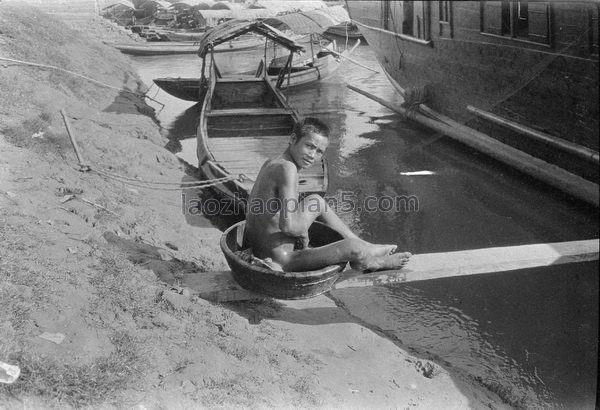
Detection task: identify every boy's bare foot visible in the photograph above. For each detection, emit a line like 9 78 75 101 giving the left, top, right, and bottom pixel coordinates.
358 251 411 272
360 241 397 258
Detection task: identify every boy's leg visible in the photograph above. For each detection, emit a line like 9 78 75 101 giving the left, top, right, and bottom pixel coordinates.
298 194 358 239
279 239 410 272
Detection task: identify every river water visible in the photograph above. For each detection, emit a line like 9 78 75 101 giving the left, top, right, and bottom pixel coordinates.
131 43 598 409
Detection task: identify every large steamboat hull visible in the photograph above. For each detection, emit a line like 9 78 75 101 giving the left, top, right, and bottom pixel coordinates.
346 1 599 183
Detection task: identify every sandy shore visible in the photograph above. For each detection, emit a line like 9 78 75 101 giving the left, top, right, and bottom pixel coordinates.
0 3 510 408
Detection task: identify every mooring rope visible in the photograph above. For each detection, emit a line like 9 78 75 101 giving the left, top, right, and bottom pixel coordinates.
90 167 243 191
0 56 164 108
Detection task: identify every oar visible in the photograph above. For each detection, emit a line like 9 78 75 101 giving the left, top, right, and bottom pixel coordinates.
323 41 379 74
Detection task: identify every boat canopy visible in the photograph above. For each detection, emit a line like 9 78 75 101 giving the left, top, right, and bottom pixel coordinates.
251 0 326 13
210 1 244 10
101 0 135 10
198 19 305 58
196 9 232 20
263 5 350 35
139 0 171 10
170 0 215 9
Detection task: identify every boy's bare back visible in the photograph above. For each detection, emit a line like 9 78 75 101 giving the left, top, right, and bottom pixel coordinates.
245 157 298 261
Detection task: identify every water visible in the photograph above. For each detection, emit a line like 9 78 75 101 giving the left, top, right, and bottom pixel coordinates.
132 44 598 409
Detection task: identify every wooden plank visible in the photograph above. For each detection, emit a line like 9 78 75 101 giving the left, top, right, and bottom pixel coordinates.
207 108 291 117
208 135 289 142
181 239 599 302
179 271 263 302
334 239 599 289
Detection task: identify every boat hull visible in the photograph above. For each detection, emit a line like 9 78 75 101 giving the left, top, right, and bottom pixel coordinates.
109 36 265 56
220 221 347 299
153 78 207 102
346 1 599 183
153 41 356 101
196 76 328 206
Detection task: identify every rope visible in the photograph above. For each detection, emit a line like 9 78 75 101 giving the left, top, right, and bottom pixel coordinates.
0 56 164 108
90 167 244 191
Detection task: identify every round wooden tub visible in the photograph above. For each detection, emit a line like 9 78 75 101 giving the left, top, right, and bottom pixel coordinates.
220 221 347 299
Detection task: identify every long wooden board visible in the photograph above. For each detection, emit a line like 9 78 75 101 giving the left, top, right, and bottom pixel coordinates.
179 239 599 302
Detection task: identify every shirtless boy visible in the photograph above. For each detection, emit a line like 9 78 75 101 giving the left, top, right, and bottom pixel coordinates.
245 117 411 272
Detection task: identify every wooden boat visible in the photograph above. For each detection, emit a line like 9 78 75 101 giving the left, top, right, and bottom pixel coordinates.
107 34 265 56
153 77 208 102
109 41 201 56
345 1 599 205
323 22 365 42
153 39 360 101
195 20 329 204
220 221 347 299
146 29 206 42
263 39 360 89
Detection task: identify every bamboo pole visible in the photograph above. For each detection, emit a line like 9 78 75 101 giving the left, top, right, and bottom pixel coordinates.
466 105 599 165
347 84 599 207
60 109 90 171
324 40 377 73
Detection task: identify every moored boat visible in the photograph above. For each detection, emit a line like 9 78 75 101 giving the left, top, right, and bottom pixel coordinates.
220 220 346 299
345 1 599 205
194 20 329 204
146 28 206 42
153 39 360 101
107 34 266 56
323 22 365 42
153 77 207 102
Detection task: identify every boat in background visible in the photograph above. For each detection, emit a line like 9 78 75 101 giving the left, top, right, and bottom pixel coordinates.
153 9 359 99
345 1 599 204
153 39 360 101
192 19 329 204
106 33 266 56
145 28 206 42
153 77 208 102
323 22 365 42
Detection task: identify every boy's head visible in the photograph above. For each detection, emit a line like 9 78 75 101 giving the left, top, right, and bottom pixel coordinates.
288 117 330 169
292 117 330 143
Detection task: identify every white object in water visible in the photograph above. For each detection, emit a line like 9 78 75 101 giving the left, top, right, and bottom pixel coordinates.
400 171 435 176
0 362 20 384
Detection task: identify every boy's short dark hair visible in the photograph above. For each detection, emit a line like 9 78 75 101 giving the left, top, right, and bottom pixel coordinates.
293 117 330 141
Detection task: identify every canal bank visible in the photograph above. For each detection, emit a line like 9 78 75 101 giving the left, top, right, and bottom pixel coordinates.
0 4 510 409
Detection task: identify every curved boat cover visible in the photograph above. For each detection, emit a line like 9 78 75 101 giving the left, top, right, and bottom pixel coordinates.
252 1 326 13
170 0 215 8
102 0 135 10
210 1 244 10
198 19 305 58
263 6 350 35
141 0 172 9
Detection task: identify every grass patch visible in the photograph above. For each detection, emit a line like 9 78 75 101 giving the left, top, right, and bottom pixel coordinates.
2 111 69 155
88 248 160 325
4 330 145 408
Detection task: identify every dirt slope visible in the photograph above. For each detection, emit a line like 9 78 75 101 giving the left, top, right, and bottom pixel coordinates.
0 3 510 409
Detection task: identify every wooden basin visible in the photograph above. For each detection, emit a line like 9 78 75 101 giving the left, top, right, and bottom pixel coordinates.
220 221 347 299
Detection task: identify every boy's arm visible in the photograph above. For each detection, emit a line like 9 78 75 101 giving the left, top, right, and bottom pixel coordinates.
277 162 305 237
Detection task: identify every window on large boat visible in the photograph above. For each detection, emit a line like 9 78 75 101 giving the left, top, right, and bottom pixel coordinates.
591 4 599 55
481 1 550 44
439 1 450 22
438 1 453 37
384 1 431 41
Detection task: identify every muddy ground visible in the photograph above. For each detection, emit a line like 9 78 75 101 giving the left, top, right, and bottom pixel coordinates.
0 4 510 409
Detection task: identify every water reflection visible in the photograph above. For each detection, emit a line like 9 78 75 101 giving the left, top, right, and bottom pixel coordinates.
333 261 598 408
